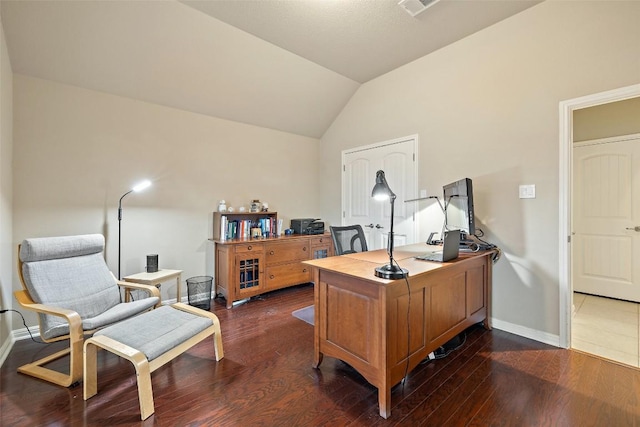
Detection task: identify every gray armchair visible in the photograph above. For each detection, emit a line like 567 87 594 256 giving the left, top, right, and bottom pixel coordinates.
14 234 160 387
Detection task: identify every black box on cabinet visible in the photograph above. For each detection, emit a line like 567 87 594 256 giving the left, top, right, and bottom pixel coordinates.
291 218 325 235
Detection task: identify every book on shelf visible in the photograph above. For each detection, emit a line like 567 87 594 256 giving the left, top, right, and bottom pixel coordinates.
219 215 228 241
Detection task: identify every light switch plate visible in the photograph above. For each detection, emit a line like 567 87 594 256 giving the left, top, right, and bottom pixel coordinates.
519 184 536 199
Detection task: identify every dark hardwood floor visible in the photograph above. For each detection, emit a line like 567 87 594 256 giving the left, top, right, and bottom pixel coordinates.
2 283 640 426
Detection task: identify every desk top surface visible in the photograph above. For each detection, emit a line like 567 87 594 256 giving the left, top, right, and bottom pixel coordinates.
304 243 494 284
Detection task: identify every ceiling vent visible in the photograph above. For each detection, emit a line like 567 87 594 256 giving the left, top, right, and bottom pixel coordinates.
398 0 441 17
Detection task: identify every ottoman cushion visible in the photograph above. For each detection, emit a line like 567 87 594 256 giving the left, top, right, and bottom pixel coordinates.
94 306 213 361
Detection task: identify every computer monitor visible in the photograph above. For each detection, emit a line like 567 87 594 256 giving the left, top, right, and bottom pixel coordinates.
443 178 475 238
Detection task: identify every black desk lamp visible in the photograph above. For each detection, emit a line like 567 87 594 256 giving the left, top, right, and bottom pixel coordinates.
371 170 408 280
118 179 152 279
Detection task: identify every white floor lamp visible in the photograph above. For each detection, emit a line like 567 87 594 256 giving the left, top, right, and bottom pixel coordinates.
118 179 152 279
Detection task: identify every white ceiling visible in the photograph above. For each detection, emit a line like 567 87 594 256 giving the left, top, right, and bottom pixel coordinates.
0 0 540 138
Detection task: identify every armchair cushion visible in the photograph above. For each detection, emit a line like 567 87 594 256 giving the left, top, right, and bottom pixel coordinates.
20 234 159 340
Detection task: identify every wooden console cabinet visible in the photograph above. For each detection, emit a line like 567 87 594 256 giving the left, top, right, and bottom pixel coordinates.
212 212 333 308
304 243 494 419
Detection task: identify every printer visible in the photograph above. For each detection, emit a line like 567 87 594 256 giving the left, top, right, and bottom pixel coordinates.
290 218 325 235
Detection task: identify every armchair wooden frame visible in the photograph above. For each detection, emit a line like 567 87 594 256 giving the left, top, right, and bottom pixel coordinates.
14 246 161 387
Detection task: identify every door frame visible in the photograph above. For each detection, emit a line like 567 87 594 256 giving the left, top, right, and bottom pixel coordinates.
341 134 419 243
559 83 640 348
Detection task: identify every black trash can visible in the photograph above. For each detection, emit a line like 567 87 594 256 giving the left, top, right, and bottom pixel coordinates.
186 276 213 310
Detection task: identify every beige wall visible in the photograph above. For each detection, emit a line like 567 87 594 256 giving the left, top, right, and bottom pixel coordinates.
12 75 320 324
320 1 640 339
574 97 640 142
0 15 13 357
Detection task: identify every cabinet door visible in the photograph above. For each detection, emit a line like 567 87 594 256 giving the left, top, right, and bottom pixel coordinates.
311 236 333 259
235 252 264 296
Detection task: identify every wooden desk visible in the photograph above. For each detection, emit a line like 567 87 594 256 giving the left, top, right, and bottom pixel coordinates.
303 244 494 419
123 269 183 303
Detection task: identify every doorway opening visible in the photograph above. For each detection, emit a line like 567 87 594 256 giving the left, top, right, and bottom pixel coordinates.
559 83 640 349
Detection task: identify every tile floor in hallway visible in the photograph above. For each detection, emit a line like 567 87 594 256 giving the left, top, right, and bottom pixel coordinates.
572 292 640 367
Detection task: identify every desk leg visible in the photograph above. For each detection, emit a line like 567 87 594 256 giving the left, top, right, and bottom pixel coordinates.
312 270 324 369
312 351 323 369
378 387 391 419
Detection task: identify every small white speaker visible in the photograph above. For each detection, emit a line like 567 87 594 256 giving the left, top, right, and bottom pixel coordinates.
398 0 441 17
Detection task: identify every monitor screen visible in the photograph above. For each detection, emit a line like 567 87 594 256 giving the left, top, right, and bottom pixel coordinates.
443 178 475 237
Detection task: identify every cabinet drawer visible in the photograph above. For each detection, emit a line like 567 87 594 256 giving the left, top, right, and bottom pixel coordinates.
265 240 309 265
265 262 311 290
311 235 331 246
235 243 264 253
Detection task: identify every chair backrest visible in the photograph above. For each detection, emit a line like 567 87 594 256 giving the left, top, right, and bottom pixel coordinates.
19 234 121 339
330 225 368 255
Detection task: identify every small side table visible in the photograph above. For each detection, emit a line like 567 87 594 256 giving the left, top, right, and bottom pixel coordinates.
123 269 183 303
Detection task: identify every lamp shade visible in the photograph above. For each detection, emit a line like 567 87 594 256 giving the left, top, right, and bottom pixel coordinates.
132 180 152 193
372 170 394 201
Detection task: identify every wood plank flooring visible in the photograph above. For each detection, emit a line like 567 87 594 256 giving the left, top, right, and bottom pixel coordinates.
2 283 640 426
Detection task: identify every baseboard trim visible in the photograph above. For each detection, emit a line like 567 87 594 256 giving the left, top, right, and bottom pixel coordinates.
0 334 15 368
492 318 560 348
0 326 41 368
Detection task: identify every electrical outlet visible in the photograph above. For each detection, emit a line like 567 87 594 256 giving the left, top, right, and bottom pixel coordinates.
519 184 536 199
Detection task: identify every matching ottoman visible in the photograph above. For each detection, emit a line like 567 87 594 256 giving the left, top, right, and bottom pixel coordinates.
83 303 224 420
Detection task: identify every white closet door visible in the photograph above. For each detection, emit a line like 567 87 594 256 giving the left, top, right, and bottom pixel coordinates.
343 137 417 250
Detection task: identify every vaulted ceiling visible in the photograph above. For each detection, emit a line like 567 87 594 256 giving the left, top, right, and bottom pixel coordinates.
0 0 540 138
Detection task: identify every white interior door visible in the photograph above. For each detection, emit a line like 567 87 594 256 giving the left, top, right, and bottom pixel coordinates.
573 135 640 301
342 137 417 250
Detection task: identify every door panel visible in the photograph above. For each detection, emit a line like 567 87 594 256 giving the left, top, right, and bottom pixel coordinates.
381 151 411 248
573 137 640 301
345 157 372 219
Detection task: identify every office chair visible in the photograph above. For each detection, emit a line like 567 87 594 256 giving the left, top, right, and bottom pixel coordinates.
330 225 368 255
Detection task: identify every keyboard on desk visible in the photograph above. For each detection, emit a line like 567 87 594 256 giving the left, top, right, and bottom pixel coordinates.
415 252 443 262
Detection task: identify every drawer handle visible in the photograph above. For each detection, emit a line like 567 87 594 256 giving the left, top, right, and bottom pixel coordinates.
248 245 252 250
303 268 307 273
270 275 275 279
269 250 275 255
303 247 307 251
319 238 323 243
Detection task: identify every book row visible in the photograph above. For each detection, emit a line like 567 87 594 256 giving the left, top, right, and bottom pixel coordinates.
219 216 281 240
